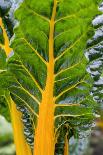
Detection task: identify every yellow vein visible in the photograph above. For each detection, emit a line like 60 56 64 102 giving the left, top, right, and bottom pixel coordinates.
55 33 85 62
19 85 40 105
11 92 39 118
55 62 81 77
54 113 92 119
26 5 50 23
34 0 56 153
0 18 12 55
55 120 71 136
21 38 47 65
55 80 85 100
22 64 43 93
12 84 40 105
55 98 90 107
55 103 80 107
54 76 70 83
4 96 11 112
55 97 91 107
54 28 73 40
8 61 43 93
55 5 93 24
40 30 49 41
55 14 76 23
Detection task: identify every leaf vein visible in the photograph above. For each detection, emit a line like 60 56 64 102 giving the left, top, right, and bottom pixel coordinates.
11 92 39 117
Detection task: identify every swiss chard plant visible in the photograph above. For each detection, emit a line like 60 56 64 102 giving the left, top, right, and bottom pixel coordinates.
0 0 102 155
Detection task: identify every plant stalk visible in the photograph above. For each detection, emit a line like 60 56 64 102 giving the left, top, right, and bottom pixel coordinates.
0 17 32 155
34 0 57 154
10 100 32 155
64 133 69 155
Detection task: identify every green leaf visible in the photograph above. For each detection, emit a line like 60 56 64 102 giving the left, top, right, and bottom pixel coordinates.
0 0 102 153
0 49 11 121
0 90 11 122
86 7 103 116
0 27 4 44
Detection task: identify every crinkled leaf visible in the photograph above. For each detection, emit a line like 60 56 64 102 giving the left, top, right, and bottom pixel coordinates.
86 6 103 115
0 0 102 153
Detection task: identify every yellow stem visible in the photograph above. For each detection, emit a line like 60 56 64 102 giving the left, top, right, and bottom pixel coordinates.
0 17 32 155
10 100 32 155
34 0 57 155
64 134 69 155
0 18 12 55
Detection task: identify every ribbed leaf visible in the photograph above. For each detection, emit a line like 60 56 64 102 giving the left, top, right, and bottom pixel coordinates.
0 48 11 121
0 0 102 153
86 6 103 115
0 89 11 122
0 1 12 122
86 20 103 155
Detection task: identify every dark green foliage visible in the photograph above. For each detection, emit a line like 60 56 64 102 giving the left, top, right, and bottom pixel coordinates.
0 0 102 153
86 6 103 114
0 27 4 44
0 49 11 121
16 105 34 148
